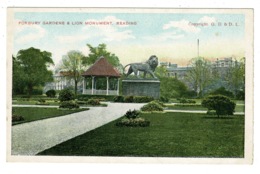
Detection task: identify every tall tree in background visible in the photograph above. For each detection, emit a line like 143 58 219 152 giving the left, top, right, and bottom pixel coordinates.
226 57 245 96
60 50 86 95
84 43 122 71
186 57 212 97
13 47 54 96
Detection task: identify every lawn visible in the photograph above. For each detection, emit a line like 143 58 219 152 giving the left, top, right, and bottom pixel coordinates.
38 112 244 158
165 104 245 112
12 100 107 107
12 107 89 125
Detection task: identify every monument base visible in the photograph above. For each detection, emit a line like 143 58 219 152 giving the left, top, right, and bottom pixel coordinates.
122 79 160 99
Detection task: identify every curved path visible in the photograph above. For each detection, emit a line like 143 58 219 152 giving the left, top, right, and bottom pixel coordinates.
12 103 144 156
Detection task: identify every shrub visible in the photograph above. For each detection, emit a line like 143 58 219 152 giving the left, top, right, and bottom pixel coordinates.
46 89 56 98
12 115 25 122
201 95 236 117
124 109 140 119
209 87 234 98
159 96 169 103
116 109 150 127
113 95 125 102
133 96 154 103
87 99 100 106
178 98 196 104
141 101 164 112
38 99 46 103
36 99 49 105
235 90 245 100
59 101 79 109
76 101 87 105
116 118 150 127
58 89 75 102
77 94 116 101
124 96 134 103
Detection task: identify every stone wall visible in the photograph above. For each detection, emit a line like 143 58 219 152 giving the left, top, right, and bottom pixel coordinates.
122 79 160 99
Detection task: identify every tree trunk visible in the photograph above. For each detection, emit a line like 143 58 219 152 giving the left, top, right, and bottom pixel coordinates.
74 80 78 96
27 84 33 97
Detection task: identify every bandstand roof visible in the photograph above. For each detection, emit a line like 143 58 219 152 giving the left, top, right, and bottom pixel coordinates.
82 56 121 77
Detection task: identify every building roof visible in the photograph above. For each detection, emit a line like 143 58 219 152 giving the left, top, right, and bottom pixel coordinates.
82 56 121 77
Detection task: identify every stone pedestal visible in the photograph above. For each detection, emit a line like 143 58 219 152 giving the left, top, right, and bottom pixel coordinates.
122 79 160 99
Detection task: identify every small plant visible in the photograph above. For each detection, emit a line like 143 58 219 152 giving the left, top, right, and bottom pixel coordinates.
46 89 56 98
141 101 164 112
59 101 79 109
202 95 236 117
58 89 75 102
124 109 140 119
87 99 100 106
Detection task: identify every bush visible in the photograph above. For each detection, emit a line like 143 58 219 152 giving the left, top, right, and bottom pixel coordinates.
87 99 100 106
76 101 87 105
201 95 236 117
36 99 49 105
124 109 140 119
159 96 169 103
113 95 125 102
77 94 116 101
133 96 154 103
116 109 150 127
235 90 245 100
116 118 150 127
178 98 196 104
58 89 75 102
12 115 25 122
46 89 56 98
141 101 164 112
209 87 234 98
124 96 134 103
59 101 79 109
38 99 46 103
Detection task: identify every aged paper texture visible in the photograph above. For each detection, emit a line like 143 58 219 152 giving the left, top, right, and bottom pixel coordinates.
6 8 254 164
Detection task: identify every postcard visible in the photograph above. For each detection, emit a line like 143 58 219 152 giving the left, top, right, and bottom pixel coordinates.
6 8 254 164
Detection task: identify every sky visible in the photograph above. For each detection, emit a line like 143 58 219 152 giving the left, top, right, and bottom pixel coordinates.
12 11 245 67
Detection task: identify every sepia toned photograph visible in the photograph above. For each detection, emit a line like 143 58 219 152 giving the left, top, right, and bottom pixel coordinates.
6 8 253 164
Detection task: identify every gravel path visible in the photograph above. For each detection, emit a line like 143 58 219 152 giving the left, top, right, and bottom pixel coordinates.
12 103 144 156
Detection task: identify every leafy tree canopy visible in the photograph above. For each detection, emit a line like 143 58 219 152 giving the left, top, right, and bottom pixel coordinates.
59 50 86 95
13 47 54 96
84 43 121 68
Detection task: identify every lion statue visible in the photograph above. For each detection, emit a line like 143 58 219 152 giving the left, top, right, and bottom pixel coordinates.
124 55 159 79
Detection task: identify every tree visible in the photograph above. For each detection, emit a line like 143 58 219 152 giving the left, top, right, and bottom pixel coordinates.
155 66 168 78
84 43 121 69
186 57 212 97
160 77 188 99
60 50 86 95
13 47 54 96
226 58 245 97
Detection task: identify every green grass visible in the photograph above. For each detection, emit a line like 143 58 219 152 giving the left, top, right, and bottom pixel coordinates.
38 112 244 157
12 100 107 107
12 107 89 125
165 104 244 112
166 104 206 111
